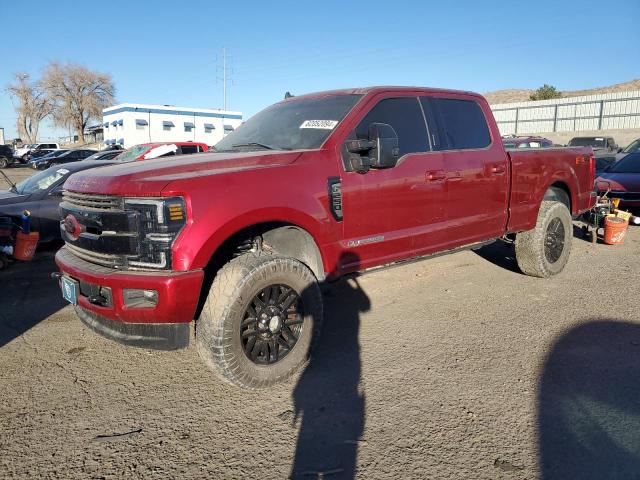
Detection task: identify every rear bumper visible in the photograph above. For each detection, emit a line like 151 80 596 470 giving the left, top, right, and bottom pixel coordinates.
55 246 204 346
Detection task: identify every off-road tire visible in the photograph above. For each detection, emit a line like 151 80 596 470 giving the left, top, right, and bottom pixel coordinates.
515 200 573 278
0 157 8 169
196 251 322 389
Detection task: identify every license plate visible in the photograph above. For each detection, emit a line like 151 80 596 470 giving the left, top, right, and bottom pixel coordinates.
61 276 79 305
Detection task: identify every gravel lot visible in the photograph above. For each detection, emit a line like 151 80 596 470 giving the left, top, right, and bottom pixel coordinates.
1 165 640 479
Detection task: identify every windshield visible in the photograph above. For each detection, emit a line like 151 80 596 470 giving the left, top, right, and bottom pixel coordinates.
113 145 153 162
86 151 119 161
608 153 640 174
569 138 606 148
215 94 362 151
622 139 640 153
14 167 70 195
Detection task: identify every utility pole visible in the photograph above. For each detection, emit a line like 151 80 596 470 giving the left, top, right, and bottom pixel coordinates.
217 48 233 111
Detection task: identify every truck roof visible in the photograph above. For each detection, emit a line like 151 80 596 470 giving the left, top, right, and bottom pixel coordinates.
286 86 485 101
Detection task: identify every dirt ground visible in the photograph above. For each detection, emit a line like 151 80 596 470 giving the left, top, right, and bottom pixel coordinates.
1 165 640 478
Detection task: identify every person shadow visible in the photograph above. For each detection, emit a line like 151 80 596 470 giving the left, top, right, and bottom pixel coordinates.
538 319 640 479
290 252 371 479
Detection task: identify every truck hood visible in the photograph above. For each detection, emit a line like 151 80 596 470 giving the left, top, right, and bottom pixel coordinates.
597 172 640 192
64 150 303 196
0 190 29 205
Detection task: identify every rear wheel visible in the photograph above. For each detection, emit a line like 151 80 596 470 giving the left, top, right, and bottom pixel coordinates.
196 251 322 389
515 201 573 278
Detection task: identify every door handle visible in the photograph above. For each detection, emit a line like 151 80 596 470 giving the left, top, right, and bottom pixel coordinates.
426 171 446 182
491 165 506 174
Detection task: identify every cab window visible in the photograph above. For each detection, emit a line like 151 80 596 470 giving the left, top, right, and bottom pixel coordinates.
355 97 429 157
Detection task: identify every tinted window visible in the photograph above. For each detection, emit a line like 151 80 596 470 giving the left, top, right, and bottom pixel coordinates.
180 145 198 154
429 98 491 150
355 97 429 156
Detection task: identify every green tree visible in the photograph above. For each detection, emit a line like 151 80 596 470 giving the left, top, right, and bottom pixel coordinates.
530 84 562 101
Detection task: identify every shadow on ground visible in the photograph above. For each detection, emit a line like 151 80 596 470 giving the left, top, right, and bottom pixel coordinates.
290 253 370 479
0 243 65 347
474 224 596 273
538 319 640 479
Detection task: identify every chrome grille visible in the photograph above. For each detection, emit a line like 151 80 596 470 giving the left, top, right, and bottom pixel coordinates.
62 191 123 211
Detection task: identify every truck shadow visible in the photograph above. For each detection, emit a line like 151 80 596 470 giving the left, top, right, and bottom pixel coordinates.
0 243 66 348
474 224 594 273
538 319 640 479
290 253 370 479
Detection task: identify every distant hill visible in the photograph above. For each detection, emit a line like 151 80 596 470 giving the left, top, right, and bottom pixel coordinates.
485 79 640 105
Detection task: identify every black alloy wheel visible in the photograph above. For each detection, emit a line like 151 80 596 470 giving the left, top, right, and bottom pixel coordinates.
240 284 304 365
544 217 565 264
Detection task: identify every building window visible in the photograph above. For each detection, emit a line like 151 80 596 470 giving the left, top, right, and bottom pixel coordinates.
223 124 234 136
117 119 123 127
184 121 195 133
163 121 175 131
136 119 148 130
204 123 215 133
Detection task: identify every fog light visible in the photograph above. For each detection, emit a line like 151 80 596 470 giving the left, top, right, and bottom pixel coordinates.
123 289 158 308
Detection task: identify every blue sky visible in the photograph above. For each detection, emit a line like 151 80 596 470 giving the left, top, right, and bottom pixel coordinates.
1 0 639 140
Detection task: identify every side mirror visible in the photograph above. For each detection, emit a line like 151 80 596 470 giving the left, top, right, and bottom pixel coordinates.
368 123 400 169
617 147 623 153
344 122 400 173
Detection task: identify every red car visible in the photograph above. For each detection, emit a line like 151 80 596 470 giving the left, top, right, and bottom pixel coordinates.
596 152 640 208
56 86 595 388
114 142 208 162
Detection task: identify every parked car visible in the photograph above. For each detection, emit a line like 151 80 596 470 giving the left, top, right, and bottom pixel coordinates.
13 142 60 162
0 160 116 242
568 136 619 156
503 136 553 149
595 152 640 208
25 148 56 162
28 150 70 169
84 150 122 161
113 142 209 162
55 86 596 388
0 145 16 168
30 149 96 170
612 138 640 163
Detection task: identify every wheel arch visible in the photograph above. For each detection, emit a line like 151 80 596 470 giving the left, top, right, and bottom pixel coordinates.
544 181 572 211
193 221 326 320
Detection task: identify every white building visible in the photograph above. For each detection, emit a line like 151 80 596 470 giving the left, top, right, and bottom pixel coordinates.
102 103 243 148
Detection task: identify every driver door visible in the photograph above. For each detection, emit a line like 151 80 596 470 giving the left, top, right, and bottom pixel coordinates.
339 96 447 272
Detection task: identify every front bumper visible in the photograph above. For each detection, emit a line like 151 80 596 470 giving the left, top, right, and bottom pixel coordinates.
55 246 204 349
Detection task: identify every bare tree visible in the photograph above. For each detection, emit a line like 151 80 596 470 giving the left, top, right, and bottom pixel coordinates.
42 62 115 144
6 73 53 143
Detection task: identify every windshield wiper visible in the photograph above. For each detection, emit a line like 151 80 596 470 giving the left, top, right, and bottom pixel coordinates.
0 170 18 193
231 142 281 151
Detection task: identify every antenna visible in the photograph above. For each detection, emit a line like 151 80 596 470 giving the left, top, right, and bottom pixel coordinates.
216 48 233 111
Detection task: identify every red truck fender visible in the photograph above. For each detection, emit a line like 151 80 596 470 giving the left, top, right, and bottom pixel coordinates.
177 208 328 280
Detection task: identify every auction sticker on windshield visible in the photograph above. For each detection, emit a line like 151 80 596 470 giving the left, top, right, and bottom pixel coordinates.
300 120 339 129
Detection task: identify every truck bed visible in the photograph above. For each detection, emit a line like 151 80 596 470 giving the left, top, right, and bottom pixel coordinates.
507 146 595 233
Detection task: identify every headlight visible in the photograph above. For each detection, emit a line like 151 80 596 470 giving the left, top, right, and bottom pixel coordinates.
124 196 186 269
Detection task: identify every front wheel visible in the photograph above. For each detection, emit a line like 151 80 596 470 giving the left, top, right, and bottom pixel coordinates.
0 157 8 168
515 201 573 278
196 251 322 389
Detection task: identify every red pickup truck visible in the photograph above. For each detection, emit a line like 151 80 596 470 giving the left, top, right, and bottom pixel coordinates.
55 87 595 388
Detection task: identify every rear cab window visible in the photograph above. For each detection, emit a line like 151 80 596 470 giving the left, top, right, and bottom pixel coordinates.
422 97 491 151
